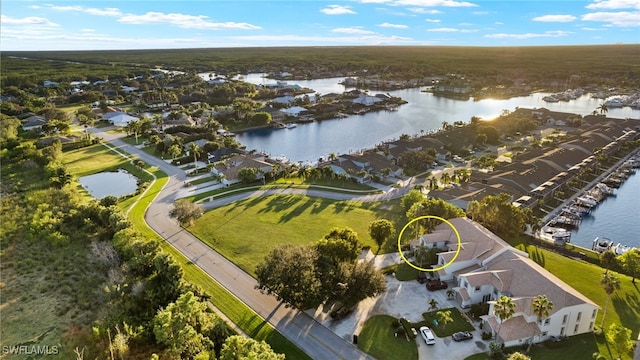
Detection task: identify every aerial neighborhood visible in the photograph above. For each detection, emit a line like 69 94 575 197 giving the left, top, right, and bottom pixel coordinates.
2 45 639 360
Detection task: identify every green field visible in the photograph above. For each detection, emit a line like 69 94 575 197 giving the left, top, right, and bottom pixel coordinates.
189 194 405 274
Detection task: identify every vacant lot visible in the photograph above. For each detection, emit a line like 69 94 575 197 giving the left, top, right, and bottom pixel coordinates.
188 194 405 274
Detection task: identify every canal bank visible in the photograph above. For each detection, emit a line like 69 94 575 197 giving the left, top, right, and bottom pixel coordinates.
539 149 640 252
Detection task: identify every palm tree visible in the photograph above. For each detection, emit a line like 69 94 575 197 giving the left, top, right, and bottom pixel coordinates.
428 298 439 311
328 152 338 162
600 251 618 275
189 142 202 170
600 272 621 328
597 103 608 116
493 295 516 344
437 310 453 330
414 244 430 267
441 172 451 185
428 176 438 190
528 295 554 351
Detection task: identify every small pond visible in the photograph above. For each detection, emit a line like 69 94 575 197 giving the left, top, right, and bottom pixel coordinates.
78 169 139 199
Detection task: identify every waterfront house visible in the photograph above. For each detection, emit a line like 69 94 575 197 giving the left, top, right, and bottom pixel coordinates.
413 217 599 347
211 154 273 184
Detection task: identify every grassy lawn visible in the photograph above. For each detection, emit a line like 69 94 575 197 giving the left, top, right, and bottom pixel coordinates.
188 194 404 274
64 143 130 177
465 333 600 360
381 262 419 281
414 308 475 337
358 315 418 360
509 242 639 360
274 176 377 191
125 171 311 360
190 180 381 203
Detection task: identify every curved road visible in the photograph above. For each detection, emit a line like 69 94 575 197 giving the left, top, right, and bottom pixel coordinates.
95 129 378 360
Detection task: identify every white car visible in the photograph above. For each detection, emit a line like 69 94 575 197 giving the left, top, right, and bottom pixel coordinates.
419 326 436 345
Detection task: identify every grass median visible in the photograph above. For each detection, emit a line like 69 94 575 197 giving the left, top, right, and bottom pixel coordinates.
65 143 311 359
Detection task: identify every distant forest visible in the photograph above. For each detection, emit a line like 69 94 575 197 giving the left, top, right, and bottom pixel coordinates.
2 45 639 87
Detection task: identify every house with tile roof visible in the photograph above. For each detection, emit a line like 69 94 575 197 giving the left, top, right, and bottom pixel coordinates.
412 217 599 347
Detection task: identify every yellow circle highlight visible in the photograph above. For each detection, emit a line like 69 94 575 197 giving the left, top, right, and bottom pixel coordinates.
396 215 461 272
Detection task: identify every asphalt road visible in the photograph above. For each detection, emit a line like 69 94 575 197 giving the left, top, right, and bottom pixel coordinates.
94 129 375 360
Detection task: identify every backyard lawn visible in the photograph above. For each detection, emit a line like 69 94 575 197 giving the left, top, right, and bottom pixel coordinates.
188 194 405 274
358 315 418 360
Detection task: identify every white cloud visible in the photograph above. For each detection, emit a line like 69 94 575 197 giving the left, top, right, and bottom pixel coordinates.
378 22 409 28
458 22 474 26
473 11 491 15
393 0 477 7
427 27 477 32
425 18 441 23
533 15 577 22
586 0 640 10
486 30 572 39
1 15 60 27
581 27 605 30
321 5 357 15
581 11 640 26
495 21 504 25
47 5 123 17
118 12 261 30
332 27 376 34
408 8 442 14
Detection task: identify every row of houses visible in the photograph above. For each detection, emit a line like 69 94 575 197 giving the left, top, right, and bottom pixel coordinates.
412 217 599 347
431 109 640 210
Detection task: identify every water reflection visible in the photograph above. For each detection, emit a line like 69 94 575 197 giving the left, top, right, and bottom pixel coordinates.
232 74 639 163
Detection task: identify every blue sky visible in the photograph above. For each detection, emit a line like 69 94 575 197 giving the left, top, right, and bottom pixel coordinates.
2 0 638 50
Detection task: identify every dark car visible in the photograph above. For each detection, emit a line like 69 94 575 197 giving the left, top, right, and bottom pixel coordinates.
452 331 473 341
417 272 429 284
426 280 448 291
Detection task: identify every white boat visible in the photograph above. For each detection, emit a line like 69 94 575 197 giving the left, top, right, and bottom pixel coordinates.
543 95 559 103
541 227 571 244
595 183 614 195
552 229 572 244
286 123 297 129
592 237 614 253
612 243 636 256
576 196 597 207
604 98 624 108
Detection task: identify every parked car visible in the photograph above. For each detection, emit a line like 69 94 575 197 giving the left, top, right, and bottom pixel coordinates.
426 280 448 291
452 331 473 341
419 326 436 345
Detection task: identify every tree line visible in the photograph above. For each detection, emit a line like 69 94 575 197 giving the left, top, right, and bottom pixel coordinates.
0 132 283 359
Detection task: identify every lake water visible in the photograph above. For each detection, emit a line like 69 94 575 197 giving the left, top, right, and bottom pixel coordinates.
78 169 138 199
570 171 640 250
235 74 639 163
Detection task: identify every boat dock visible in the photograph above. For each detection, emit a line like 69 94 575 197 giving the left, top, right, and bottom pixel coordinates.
538 149 640 246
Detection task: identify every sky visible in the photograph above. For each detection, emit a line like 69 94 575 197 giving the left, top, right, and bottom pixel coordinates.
1 0 639 51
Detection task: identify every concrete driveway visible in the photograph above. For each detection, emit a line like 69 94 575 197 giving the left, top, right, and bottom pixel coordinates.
310 252 491 359
416 328 489 360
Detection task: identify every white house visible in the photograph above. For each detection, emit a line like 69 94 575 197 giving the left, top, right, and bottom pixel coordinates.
352 94 383 106
414 217 599 347
102 112 139 127
280 106 308 117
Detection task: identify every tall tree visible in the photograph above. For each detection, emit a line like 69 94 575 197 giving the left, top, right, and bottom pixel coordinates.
528 295 554 352
606 323 634 359
189 142 202 169
401 189 424 213
618 248 640 283
369 219 396 253
493 295 516 344
219 335 284 360
152 291 225 359
255 244 323 309
599 272 621 328
600 251 618 275
338 261 386 308
169 199 204 226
